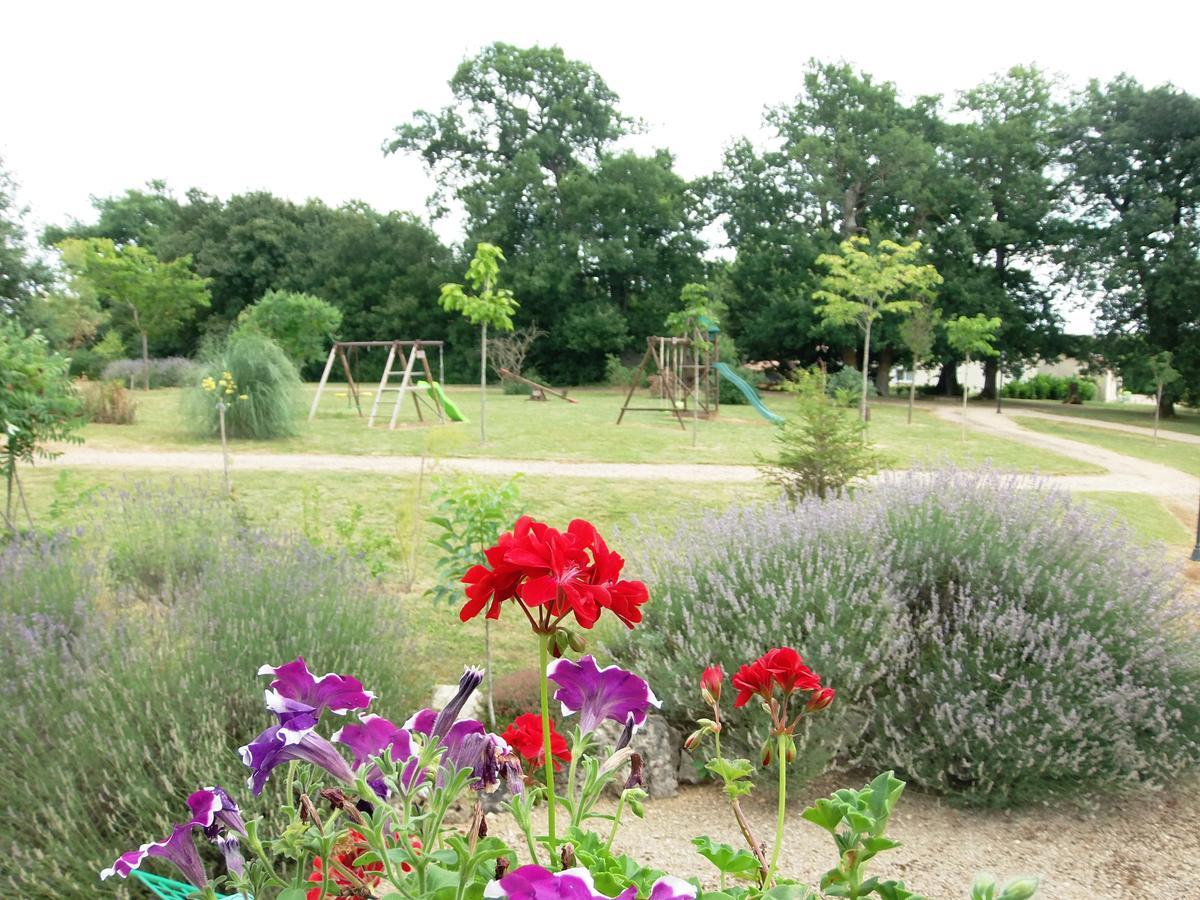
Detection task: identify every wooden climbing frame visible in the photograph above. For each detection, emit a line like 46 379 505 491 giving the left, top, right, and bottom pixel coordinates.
308 340 447 430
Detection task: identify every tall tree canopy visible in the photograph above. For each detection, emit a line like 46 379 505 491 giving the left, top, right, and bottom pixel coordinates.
0 159 50 318
1062 75 1200 414
388 42 704 383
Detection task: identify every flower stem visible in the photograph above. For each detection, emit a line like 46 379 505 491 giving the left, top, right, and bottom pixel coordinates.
538 632 558 856
766 734 788 886
604 794 626 852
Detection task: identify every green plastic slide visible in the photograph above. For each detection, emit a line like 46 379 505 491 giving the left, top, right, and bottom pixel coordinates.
712 362 785 425
417 380 466 422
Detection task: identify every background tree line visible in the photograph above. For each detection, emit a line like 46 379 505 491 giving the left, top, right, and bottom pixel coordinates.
2 43 1198 411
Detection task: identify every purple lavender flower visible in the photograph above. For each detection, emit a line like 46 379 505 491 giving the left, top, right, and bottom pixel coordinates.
548 656 660 735
239 718 354 795
259 656 374 724
484 866 695 900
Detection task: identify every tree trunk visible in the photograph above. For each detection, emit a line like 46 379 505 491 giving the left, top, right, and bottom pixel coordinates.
980 358 998 400
140 331 150 392
1158 391 1175 420
960 352 970 441
1155 384 1162 443
907 378 916 425
4 461 13 533
935 362 959 396
479 323 487 445
860 320 872 422
874 346 893 397
841 347 858 369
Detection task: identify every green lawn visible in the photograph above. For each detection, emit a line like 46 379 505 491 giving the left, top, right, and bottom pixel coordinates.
75 385 1100 474
1077 491 1192 546
1014 416 1200 477
1001 397 1200 437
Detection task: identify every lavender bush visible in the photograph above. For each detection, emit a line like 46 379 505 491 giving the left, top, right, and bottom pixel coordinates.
612 495 910 780
615 467 1200 805
102 356 198 388
0 486 413 898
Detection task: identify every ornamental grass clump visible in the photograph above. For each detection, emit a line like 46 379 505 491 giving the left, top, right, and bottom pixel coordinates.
618 467 1200 807
183 329 301 439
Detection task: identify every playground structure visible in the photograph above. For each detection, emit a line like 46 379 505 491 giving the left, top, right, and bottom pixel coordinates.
308 340 464 429
498 367 578 403
616 322 784 427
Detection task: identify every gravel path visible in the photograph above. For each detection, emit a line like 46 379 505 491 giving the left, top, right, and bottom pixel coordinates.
932 406 1195 499
1002 408 1200 445
488 775 1200 899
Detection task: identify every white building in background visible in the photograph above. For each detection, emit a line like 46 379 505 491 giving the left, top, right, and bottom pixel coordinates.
892 356 1122 402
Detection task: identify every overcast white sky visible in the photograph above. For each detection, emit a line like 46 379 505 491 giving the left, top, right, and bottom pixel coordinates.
5 0 1199 330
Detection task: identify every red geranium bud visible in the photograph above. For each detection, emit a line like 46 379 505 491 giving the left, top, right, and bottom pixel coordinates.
684 728 704 752
805 687 835 713
760 739 773 767
700 665 724 705
785 735 797 763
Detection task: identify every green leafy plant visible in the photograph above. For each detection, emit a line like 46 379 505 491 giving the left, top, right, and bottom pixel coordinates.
0 321 84 531
427 474 522 726
1147 351 1180 443
813 238 941 422
440 242 520 443
57 237 210 390
760 369 883 501
944 315 1001 439
238 289 343 369
897 302 939 424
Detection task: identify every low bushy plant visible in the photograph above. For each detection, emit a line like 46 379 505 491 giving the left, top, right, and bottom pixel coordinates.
76 377 137 424
825 365 874 404
1002 373 1097 401
717 365 764 406
101 356 198 388
237 289 343 369
0 484 412 899
616 467 1200 807
183 329 302 439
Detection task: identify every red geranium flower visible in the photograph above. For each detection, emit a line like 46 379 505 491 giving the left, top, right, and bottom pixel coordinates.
306 830 384 899
459 516 648 632
731 657 774 708
731 648 823 708
700 665 724 705
501 713 572 771
307 832 421 899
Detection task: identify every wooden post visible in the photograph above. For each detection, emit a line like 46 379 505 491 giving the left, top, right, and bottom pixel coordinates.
308 344 339 421
337 347 362 416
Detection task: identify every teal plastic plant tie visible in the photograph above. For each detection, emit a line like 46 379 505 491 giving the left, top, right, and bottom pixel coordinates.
132 869 249 899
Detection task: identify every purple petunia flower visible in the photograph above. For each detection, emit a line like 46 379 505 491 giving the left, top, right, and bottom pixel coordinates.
239 718 355 796
217 835 245 878
259 656 374 725
547 656 661 735
447 730 525 795
100 786 246 887
429 666 484 739
484 866 695 900
332 714 418 797
101 823 209 888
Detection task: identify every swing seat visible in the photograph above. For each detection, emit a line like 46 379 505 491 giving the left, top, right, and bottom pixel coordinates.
133 870 249 899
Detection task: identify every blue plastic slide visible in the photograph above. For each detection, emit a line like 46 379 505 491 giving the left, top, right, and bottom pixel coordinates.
712 362 785 425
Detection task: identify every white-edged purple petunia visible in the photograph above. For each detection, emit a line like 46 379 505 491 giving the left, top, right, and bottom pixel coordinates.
332 713 418 797
101 823 209 888
483 865 696 900
547 656 661 735
239 717 355 796
100 786 245 887
259 656 374 725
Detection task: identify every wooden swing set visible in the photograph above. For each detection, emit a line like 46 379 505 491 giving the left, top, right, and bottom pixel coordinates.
308 340 447 430
616 332 719 429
